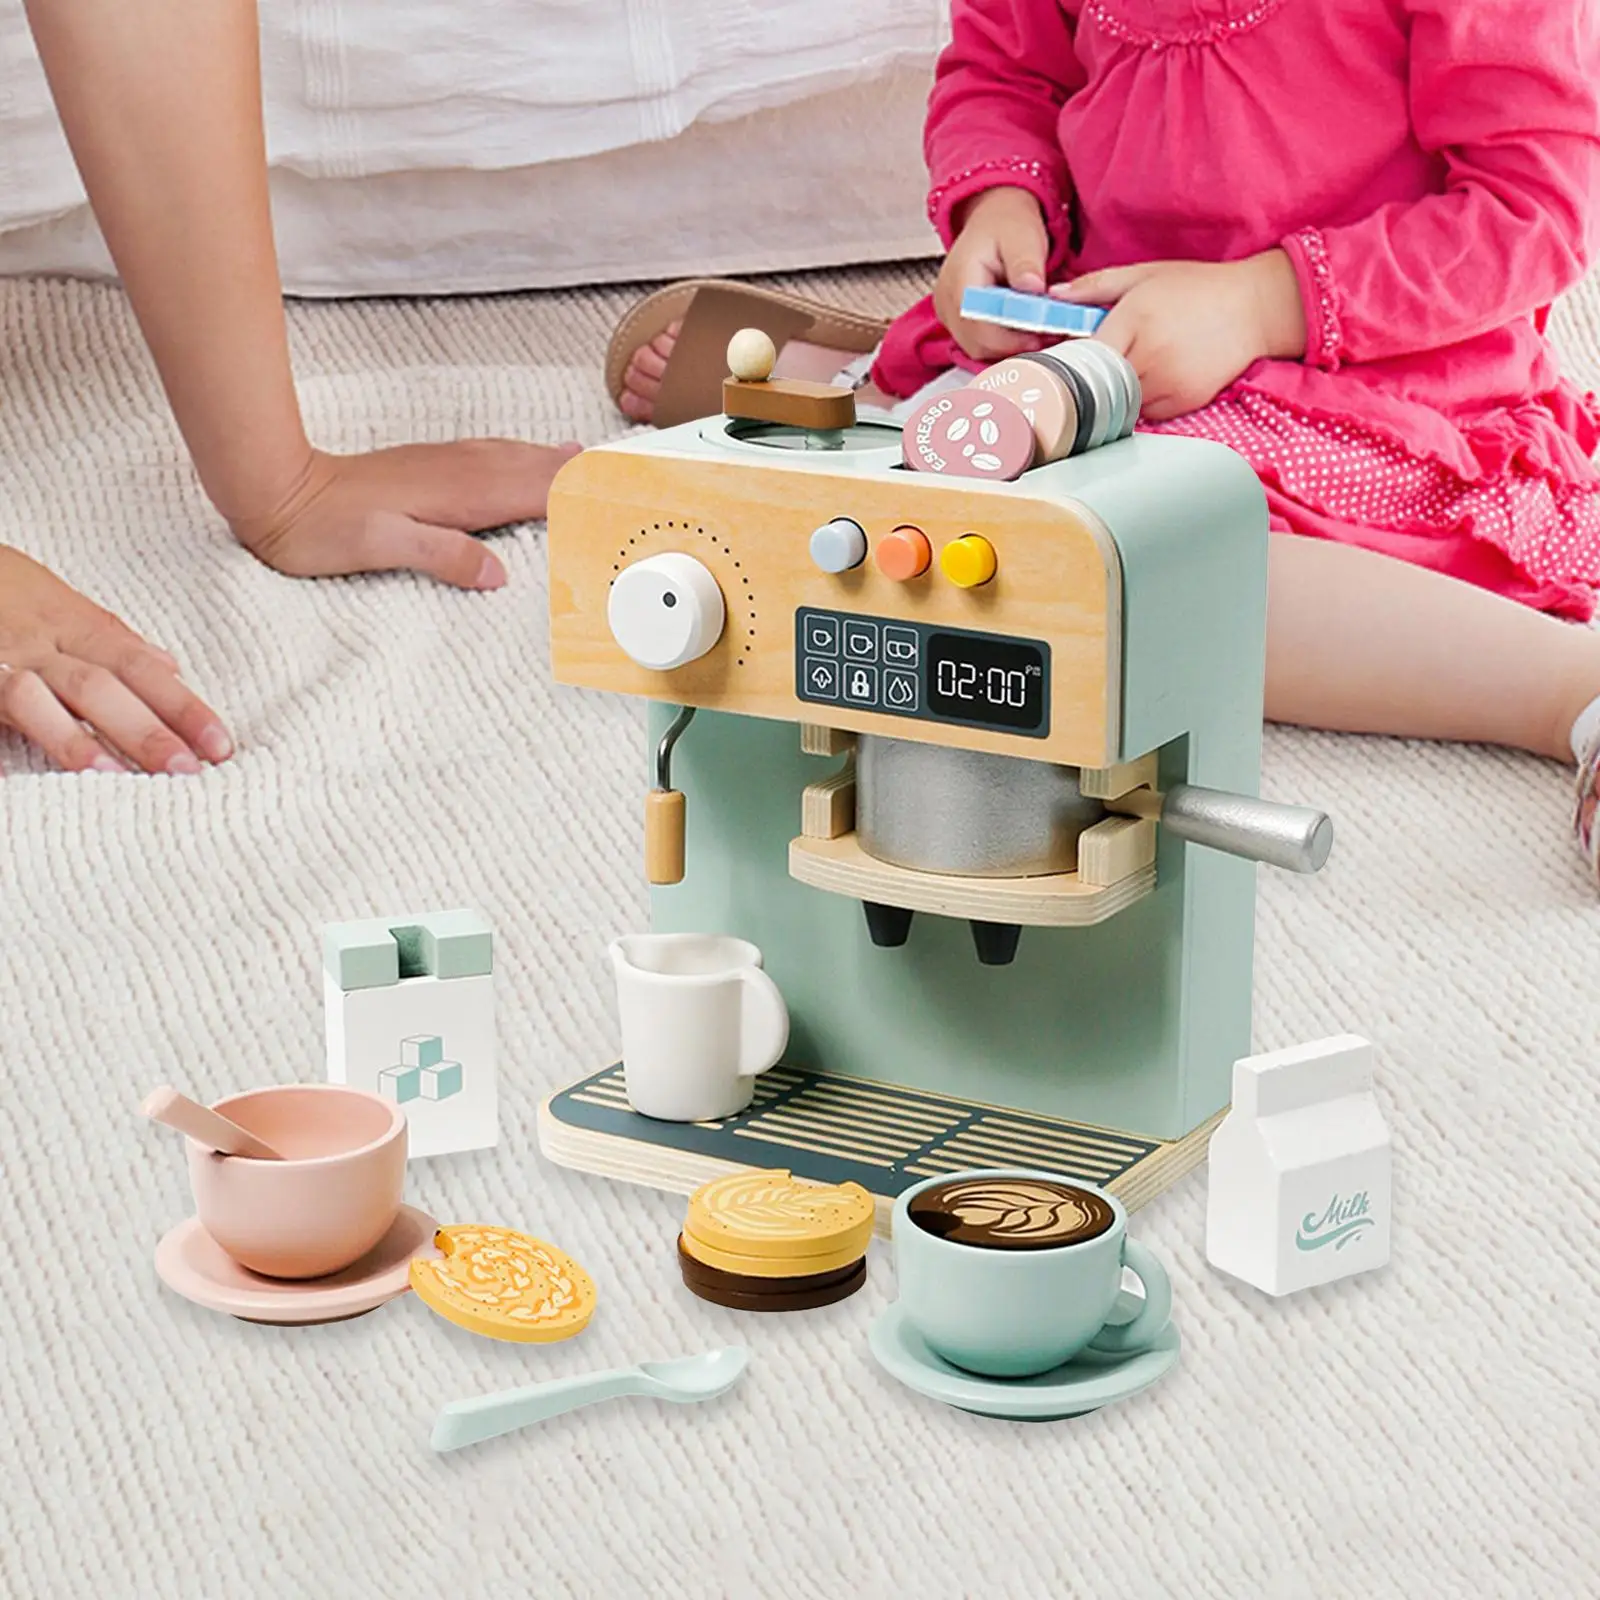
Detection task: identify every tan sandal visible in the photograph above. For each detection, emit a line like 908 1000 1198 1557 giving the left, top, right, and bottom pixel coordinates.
605 278 891 428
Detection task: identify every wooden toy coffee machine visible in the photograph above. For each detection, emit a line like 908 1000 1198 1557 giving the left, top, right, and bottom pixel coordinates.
538 351 1334 1222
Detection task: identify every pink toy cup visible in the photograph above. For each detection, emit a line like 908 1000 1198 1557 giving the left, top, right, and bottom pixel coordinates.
186 1084 407 1280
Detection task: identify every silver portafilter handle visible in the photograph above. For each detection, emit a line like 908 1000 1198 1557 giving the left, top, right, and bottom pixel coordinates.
1116 784 1333 874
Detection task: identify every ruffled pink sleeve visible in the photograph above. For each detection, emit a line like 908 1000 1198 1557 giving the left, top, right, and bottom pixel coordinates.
924 0 1085 248
1283 0 1600 370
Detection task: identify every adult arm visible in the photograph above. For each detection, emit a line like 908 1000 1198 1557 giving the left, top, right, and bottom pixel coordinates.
22 0 576 587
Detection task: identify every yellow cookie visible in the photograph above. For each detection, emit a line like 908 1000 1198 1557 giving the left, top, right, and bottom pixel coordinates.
679 1226 867 1279
685 1170 874 1262
409 1225 596 1344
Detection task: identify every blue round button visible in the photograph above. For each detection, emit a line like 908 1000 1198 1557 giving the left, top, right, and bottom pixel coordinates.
809 518 867 574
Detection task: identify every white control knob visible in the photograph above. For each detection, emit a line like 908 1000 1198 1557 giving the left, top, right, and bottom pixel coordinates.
607 552 726 671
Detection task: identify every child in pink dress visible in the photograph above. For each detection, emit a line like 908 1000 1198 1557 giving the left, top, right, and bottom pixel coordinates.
880 0 1600 623
619 0 1600 886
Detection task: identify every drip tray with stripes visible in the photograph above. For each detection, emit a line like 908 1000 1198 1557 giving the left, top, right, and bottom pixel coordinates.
540 1062 1196 1212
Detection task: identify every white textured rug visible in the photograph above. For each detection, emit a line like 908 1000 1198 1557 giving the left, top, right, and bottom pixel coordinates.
2 269 1598 1600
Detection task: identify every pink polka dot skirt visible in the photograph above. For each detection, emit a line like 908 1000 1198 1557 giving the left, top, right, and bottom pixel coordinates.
1143 387 1600 621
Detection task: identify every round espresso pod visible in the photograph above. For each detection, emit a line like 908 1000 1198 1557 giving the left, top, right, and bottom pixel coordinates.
1104 347 1142 437
1071 340 1140 439
1022 351 1095 457
902 389 1036 480
1050 341 1121 449
1049 339 1140 440
968 355 1080 465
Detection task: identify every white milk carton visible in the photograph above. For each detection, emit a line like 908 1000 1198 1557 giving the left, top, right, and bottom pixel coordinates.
1205 1034 1391 1296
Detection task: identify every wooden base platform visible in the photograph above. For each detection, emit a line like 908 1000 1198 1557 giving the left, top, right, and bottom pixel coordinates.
787 834 1155 927
538 1062 1220 1236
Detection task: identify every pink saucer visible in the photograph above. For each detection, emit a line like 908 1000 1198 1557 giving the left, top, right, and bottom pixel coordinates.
155 1204 440 1325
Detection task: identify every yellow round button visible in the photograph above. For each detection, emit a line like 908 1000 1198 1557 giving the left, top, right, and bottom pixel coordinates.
940 534 997 589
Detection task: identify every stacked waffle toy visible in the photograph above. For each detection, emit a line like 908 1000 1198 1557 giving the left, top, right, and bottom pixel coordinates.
678 1170 874 1311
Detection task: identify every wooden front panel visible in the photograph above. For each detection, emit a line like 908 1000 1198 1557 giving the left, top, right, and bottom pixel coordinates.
548 448 1120 767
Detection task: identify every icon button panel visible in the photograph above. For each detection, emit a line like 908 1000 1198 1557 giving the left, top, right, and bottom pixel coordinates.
792 606 1050 738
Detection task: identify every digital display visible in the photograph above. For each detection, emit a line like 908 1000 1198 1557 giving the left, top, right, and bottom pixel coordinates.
793 607 1050 738
926 631 1047 732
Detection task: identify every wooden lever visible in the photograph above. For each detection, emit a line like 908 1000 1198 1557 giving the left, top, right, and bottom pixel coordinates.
721 326 856 432
722 377 856 431
645 789 687 885
647 704 696 885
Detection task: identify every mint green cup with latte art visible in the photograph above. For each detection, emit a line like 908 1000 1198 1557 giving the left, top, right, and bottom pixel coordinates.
893 1170 1172 1379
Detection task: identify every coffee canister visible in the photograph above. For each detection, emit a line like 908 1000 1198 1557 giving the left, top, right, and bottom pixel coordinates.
855 737 1104 878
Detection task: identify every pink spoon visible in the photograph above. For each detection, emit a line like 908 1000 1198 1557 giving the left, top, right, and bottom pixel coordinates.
140 1084 286 1160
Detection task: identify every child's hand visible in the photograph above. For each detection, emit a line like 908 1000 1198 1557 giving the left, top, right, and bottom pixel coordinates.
1054 251 1307 420
0 545 231 775
935 186 1054 363
227 439 583 587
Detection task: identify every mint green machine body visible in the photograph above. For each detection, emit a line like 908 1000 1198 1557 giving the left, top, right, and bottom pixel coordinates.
643 429 1267 1144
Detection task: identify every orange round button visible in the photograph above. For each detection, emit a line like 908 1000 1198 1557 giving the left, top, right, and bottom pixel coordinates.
940 534 997 589
877 525 931 581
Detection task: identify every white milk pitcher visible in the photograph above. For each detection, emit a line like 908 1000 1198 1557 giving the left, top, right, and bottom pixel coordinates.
1206 1034 1392 1296
608 934 790 1122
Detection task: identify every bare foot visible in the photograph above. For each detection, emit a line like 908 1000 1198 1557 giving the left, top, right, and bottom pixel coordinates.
855 380 900 412
619 325 860 424
620 324 679 422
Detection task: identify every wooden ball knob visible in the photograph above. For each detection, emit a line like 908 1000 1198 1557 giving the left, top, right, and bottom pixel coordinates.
727 328 777 382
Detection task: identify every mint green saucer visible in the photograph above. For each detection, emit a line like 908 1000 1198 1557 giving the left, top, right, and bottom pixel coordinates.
867 1298 1180 1422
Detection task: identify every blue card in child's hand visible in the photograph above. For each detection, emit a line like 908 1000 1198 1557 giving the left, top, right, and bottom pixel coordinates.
960 286 1107 337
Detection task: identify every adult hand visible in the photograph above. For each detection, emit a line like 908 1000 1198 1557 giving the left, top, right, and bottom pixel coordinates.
1054 250 1308 421
0 546 231 775
226 439 583 587
934 186 1054 364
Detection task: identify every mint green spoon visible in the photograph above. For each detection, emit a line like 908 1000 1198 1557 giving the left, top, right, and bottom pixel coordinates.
430 1346 750 1452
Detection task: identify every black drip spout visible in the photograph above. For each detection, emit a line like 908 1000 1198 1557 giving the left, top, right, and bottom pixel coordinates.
969 921 1022 966
862 902 914 947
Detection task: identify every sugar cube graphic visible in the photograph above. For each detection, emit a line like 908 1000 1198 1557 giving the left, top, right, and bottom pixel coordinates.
379 1064 422 1104
421 1061 462 1101
402 1035 443 1070
387 1035 461 1102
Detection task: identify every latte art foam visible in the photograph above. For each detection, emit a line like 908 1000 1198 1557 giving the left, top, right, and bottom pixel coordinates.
908 1177 1115 1251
